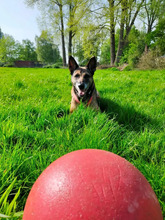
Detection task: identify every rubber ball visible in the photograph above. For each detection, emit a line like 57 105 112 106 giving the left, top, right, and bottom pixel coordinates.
23 149 163 220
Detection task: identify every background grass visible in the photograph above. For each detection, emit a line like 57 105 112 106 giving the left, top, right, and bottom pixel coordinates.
0 67 164 219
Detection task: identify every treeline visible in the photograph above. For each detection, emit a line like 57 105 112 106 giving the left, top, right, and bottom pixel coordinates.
1 0 165 69
0 29 62 67
25 0 165 69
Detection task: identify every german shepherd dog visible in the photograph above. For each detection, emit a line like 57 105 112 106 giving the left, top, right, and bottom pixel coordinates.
69 56 100 113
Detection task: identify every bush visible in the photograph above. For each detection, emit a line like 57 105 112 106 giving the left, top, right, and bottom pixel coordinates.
120 42 144 68
43 63 62 68
43 64 52 68
123 65 133 71
111 67 120 71
0 62 4 67
155 56 165 69
100 39 110 65
138 49 165 70
119 27 145 68
52 63 62 68
3 62 14 67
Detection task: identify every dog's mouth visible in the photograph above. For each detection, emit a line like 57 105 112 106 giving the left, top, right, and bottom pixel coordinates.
77 88 86 98
79 90 85 97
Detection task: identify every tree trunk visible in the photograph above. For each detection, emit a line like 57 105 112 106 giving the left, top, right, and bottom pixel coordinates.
115 25 125 64
109 0 116 66
59 4 66 66
68 30 72 56
68 3 73 57
145 23 152 53
115 1 126 65
115 0 145 65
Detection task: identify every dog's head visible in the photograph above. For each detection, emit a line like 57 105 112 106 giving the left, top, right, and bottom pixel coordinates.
69 56 97 98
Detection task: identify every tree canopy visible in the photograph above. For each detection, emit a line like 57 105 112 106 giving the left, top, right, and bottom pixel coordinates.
36 30 62 64
24 0 165 67
1 0 165 68
0 29 62 65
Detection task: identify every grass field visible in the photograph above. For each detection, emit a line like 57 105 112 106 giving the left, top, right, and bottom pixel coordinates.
0 67 164 219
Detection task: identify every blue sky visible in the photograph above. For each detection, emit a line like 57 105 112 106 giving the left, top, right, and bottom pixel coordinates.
0 0 40 43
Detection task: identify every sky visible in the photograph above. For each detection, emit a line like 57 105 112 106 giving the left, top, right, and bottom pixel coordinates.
0 0 41 43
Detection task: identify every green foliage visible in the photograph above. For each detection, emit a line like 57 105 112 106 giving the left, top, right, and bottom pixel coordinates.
150 17 165 54
110 67 119 71
0 62 4 67
138 49 165 69
0 67 164 217
119 27 145 67
3 62 15 67
74 22 103 62
0 35 17 63
17 39 37 61
82 29 101 59
43 63 62 68
73 43 86 65
36 31 62 64
0 35 37 64
23 0 165 68
0 27 3 39
100 39 110 65
0 29 62 66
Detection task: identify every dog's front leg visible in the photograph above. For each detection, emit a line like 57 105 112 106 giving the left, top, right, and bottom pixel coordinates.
70 98 79 113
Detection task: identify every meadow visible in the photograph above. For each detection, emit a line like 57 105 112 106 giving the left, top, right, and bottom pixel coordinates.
0 67 164 219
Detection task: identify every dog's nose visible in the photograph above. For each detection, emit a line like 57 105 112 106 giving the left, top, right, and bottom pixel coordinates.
78 83 85 90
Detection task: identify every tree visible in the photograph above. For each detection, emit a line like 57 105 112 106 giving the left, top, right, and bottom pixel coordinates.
100 39 110 64
73 42 85 64
139 0 164 52
26 0 67 66
108 0 116 65
73 21 104 64
83 0 145 65
68 1 75 56
119 26 145 66
150 17 165 54
25 0 94 66
0 28 3 39
67 0 93 57
18 39 37 61
115 0 145 64
36 30 62 64
0 34 16 63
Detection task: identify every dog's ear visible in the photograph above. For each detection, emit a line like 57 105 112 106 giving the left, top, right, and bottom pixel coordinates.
69 56 79 74
86 57 97 75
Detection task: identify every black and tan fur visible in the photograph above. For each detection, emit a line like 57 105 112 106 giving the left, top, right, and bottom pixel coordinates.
69 56 99 113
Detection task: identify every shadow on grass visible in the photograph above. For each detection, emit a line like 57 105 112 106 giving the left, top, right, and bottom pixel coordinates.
99 97 159 132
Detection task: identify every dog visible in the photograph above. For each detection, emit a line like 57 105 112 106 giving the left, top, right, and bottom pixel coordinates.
69 56 100 113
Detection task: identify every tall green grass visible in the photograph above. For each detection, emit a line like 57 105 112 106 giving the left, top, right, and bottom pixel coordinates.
0 67 164 219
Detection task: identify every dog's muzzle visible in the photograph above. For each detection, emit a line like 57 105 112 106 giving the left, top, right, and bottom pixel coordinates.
75 82 88 97
78 83 85 90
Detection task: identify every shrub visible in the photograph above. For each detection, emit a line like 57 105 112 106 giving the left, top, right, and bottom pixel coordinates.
111 67 120 71
138 49 165 70
100 39 110 65
120 42 144 68
155 56 165 69
43 63 62 69
52 63 62 68
122 65 133 71
0 62 4 67
3 62 14 67
43 64 52 68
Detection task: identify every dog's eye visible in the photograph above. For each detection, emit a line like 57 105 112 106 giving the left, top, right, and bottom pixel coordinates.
84 74 90 79
75 74 80 78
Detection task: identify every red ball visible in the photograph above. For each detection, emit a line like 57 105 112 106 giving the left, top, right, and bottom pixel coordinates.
23 149 163 220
